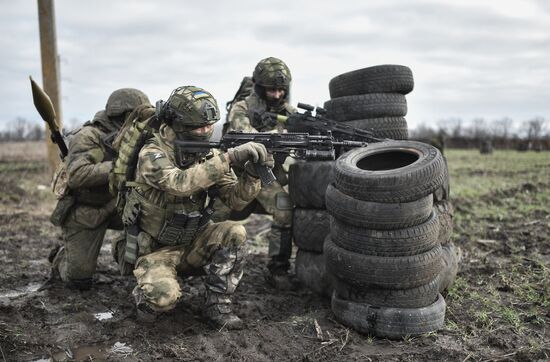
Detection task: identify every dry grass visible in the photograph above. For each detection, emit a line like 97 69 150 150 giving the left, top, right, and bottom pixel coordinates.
0 141 48 162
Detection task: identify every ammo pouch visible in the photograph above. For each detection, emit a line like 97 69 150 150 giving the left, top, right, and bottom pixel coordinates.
157 210 203 247
50 194 75 226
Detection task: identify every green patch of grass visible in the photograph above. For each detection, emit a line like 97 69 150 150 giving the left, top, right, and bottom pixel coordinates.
500 307 523 332
473 310 495 330
446 276 468 302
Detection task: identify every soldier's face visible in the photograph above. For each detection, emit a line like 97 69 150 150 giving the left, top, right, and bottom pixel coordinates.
188 124 214 137
265 87 285 103
189 123 214 135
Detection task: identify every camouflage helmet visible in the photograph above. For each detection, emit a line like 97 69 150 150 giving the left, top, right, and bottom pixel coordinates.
159 86 220 129
105 88 150 117
252 57 292 88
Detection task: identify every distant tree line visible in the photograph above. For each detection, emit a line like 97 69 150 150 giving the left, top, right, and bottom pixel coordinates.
0 117 46 141
1 116 549 150
410 117 549 150
0 117 82 142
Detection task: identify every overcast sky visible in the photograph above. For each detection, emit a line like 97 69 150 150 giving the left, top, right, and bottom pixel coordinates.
2 0 549 132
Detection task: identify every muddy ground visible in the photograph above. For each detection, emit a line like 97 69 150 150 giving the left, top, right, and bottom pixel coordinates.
0 142 548 361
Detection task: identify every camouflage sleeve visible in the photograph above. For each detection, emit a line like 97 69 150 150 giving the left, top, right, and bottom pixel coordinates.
66 126 112 189
227 100 258 133
137 145 232 197
216 168 261 211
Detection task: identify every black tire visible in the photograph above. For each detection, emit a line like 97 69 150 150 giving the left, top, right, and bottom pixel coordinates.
334 274 440 308
435 200 454 245
329 212 440 257
324 94 407 122
329 65 414 98
343 117 408 140
439 242 460 293
288 161 334 208
331 293 446 339
334 141 446 203
293 209 330 253
326 183 433 230
295 249 334 298
324 238 443 289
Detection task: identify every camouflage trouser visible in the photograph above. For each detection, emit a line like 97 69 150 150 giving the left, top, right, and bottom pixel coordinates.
54 203 123 283
212 181 293 272
133 221 247 312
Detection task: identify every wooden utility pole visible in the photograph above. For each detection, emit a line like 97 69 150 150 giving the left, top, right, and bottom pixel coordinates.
37 0 62 173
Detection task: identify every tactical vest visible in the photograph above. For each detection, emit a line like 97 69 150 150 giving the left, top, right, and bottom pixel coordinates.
126 186 212 247
109 105 158 200
121 133 218 250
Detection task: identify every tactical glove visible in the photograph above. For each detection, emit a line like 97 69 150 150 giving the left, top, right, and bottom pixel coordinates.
227 142 272 167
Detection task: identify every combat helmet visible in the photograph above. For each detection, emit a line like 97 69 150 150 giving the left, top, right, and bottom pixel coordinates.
253 57 292 88
105 88 151 117
156 86 221 167
157 86 220 131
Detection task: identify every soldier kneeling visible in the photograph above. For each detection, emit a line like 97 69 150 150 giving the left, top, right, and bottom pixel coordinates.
118 86 271 329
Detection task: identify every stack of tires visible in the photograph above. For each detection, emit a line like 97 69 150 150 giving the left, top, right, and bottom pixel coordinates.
325 141 450 339
289 161 335 298
325 65 413 140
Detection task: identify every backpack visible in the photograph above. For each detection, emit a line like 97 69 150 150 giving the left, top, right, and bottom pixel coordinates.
109 104 159 209
222 76 253 135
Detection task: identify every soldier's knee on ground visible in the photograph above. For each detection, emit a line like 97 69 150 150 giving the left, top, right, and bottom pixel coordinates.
137 278 181 312
134 255 182 311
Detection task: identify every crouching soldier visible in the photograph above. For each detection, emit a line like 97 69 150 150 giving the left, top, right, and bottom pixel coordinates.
223 57 297 289
49 88 150 290
120 86 270 329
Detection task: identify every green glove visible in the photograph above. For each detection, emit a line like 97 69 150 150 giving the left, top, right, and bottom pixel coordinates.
228 142 273 167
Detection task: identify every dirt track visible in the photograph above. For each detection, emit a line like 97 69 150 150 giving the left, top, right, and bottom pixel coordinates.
0 143 548 361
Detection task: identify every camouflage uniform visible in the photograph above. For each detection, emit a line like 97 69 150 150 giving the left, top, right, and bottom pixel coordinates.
51 89 150 290
222 58 297 283
124 86 266 329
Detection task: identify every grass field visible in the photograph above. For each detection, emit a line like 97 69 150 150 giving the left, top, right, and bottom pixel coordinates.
0 143 548 361
444 149 549 360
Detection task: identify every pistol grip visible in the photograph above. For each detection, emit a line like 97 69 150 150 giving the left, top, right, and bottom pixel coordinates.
254 163 276 186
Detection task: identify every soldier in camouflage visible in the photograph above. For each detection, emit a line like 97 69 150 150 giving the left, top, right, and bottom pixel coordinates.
123 86 271 329
223 57 297 289
49 88 151 290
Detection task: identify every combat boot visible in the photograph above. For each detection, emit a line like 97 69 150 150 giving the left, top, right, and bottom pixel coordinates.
202 291 243 330
202 244 247 330
38 245 65 291
133 286 158 323
266 256 295 291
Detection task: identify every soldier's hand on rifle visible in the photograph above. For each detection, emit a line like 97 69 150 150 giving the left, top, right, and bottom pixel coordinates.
227 142 273 167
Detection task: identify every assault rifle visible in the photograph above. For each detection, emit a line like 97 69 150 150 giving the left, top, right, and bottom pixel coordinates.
174 132 367 186
259 103 386 143
29 76 68 159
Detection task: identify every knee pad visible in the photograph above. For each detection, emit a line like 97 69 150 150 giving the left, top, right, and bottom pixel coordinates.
141 278 181 312
224 223 247 246
275 192 293 210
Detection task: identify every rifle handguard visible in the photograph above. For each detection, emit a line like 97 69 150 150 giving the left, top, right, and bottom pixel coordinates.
303 149 335 160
